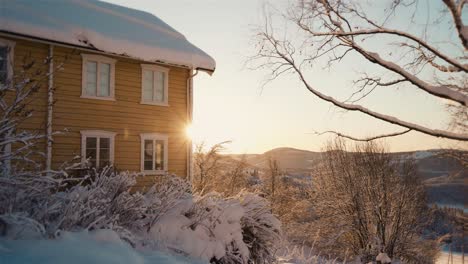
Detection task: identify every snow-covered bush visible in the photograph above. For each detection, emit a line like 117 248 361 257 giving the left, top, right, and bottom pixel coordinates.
236 191 282 264
0 164 281 263
152 192 248 263
0 166 195 246
151 191 281 264
275 244 338 264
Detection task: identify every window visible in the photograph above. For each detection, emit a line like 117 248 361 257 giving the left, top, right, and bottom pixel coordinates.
140 133 168 174
141 64 169 106
80 130 116 168
0 38 15 87
81 54 116 100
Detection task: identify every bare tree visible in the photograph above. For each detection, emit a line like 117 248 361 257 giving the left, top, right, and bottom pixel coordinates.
225 154 249 196
267 155 281 200
251 0 467 141
311 140 437 263
0 51 56 172
192 141 229 194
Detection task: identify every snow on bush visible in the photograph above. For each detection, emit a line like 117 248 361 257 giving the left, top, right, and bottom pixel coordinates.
275 243 343 264
236 191 282 264
151 193 248 263
0 166 281 263
376 253 392 263
151 191 282 263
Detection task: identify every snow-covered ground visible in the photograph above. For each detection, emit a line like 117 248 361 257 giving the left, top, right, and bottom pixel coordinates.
0 230 202 264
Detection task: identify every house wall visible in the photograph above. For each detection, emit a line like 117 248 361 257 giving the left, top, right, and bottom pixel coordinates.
6 37 190 185
8 38 49 168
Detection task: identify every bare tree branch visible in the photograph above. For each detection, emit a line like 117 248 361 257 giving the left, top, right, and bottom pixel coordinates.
251 0 468 141
312 129 412 142
442 0 468 50
305 28 468 72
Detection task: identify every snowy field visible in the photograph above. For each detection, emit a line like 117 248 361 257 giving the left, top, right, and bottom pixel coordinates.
0 230 202 264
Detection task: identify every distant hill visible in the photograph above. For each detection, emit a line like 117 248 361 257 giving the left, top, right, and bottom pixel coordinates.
227 148 467 206
228 147 322 174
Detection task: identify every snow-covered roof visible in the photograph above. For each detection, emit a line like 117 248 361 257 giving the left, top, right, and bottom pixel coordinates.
0 0 216 73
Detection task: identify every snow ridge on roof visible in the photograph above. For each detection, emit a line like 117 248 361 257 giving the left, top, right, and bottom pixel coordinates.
0 0 216 72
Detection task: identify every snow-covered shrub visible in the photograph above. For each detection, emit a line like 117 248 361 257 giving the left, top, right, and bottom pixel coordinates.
275 244 338 264
376 253 391 264
0 164 198 248
1 162 281 264
236 191 281 264
0 167 142 242
151 192 249 263
150 191 281 264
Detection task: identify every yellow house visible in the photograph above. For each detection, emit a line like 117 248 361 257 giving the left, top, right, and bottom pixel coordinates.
0 0 215 186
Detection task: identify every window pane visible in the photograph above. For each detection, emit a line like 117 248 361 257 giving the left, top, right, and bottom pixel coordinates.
142 70 153 100
154 71 165 102
86 137 97 149
155 140 164 170
86 61 97 96
100 138 110 149
85 137 97 167
100 148 110 167
144 139 153 170
0 47 7 83
99 63 110 97
99 138 110 167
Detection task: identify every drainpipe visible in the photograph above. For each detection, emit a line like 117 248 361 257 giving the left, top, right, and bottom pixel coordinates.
186 69 198 182
46 45 54 172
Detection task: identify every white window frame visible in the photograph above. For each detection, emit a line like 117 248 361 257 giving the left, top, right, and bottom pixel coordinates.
0 38 15 88
140 133 169 174
80 130 116 168
140 64 169 106
81 54 116 101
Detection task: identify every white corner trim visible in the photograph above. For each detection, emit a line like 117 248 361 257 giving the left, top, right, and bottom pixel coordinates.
80 130 117 167
0 38 16 86
139 133 169 175
81 53 116 100
140 63 169 106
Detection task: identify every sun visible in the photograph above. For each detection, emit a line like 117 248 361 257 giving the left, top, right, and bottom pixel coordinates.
185 124 194 140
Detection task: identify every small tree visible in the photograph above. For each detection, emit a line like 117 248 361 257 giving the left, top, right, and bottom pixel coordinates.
311 140 437 263
192 141 229 194
225 154 249 196
0 53 51 172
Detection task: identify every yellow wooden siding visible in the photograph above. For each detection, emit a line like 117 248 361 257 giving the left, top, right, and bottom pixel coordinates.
7 38 49 167
4 37 190 181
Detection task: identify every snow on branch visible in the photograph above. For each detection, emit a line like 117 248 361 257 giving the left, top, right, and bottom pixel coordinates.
442 0 468 50
313 129 412 142
301 28 467 72
253 29 468 141
251 0 468 141
351 43 468 106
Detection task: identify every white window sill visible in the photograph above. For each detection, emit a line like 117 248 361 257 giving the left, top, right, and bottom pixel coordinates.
81 95 116 101
141 170 167 175
140 101 169 107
